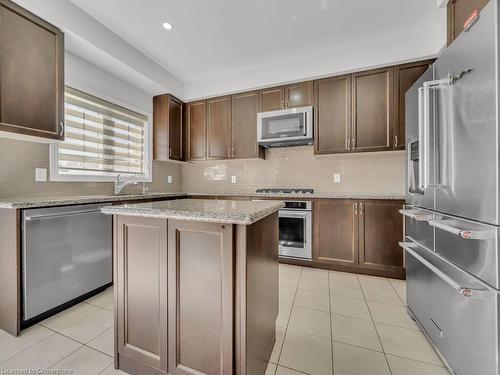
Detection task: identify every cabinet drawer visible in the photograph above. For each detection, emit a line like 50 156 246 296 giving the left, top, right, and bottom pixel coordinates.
401 206 434 251
432 213 499 288
404 239 499 375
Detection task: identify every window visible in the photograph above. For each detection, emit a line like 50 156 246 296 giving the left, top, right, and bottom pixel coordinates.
51 87 151 182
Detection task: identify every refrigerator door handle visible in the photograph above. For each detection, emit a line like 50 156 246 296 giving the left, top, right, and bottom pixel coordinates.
399 209 433 222
400 241 483 298
417 87 425 189
428 220 494 240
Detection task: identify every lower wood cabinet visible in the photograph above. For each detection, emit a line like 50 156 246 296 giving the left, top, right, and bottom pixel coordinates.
167 220 233 375
313 199 405 278
314 199 358 266
115 216 168 373
358 200 404 274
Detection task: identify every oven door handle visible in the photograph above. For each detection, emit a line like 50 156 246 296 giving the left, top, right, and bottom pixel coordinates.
399 241 484 298
279 211 310 219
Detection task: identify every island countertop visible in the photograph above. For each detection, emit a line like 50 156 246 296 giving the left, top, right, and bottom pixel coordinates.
101 198 284 225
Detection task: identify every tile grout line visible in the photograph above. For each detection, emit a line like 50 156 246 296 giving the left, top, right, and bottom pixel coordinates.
275 265 303 375
328 272 335 375
357 275 394 375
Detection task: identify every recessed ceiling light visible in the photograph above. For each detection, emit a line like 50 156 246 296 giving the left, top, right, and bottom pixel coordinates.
162 22 173 30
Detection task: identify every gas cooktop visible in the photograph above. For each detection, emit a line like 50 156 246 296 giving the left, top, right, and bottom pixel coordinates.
255 188 314 194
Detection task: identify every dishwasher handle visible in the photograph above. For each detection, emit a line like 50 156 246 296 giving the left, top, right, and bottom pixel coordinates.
25 209 103 221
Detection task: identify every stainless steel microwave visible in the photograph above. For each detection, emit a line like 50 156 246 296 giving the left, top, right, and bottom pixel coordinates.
257 106 313 147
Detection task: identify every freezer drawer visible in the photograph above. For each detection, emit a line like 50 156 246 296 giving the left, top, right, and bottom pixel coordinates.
403 239 500 375
432 213 500 288
400 206 434 251
22 204 112 321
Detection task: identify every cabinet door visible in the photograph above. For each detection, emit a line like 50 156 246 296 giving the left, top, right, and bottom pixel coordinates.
259 87 284 112
231 91 263 159
314 75 351 154
187 101 206 160
115 216 168 372
169 96 183 161
393 61 433 150
153 95 169 161
168 220 233 375
314 199 358 266
358 200 404 273
207 96 231 159
285 81 313 108
351 67 394 152
447 0 490 45
0 0 64 141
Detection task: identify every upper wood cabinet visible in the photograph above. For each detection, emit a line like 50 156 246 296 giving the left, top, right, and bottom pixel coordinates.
259 81 313 111
187 101 207 161
351 67 394 153
0 0 64 142
207 96 232 160
447 0 490 45
231 91 264 159
153 94 184 161
259 87 284 112
393 60 433 150
314 199 358 266
314 75 351 154
358 200 404 273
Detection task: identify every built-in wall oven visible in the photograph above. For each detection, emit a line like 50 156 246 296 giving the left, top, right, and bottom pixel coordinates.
279 201 312 260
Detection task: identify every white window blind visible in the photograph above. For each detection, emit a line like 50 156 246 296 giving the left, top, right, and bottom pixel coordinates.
57 87 149 178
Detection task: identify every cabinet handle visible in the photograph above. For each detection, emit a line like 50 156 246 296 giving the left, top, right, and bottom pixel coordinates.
359 202 363 215
169 148 172 158
59 122 64 137
232 147 235 158
281 100 285 109
352 138 356 149
354 202 358 215
346 138 351 150
228 147 231 157
394 135 398 148
285 100 289 108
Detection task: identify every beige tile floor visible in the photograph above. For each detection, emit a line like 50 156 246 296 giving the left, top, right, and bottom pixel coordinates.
0 266 449 375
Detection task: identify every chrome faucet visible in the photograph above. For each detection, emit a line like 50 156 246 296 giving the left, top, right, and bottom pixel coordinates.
114 174 138 195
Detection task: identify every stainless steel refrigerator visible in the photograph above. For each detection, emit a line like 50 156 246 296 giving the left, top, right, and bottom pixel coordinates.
401 1 500 374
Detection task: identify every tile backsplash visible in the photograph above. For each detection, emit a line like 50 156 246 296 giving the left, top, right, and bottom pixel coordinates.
0 138 181 199
181 146 405 194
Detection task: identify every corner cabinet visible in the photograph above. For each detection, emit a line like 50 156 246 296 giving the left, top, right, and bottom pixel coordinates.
313 199 405 278
0 0 64 142
153 94 184 161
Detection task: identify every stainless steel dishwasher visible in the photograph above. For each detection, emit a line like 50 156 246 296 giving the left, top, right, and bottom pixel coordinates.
22 204 112 321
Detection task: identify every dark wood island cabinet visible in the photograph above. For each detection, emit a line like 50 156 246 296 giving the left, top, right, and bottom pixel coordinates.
107 199 282 375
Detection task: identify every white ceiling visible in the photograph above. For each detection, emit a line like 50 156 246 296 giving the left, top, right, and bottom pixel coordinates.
68 0 446 99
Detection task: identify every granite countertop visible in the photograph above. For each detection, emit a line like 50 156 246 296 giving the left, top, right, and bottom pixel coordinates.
101 199 285 225
0 192 188 209
188 192 406 200
0 191 405 209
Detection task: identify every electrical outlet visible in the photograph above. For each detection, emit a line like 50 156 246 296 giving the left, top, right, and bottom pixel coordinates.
167 175 173 184
334 173 341 184
231 176 237 184
35 168 47 182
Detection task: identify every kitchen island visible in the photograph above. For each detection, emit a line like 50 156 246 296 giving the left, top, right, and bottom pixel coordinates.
102 199 283 375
